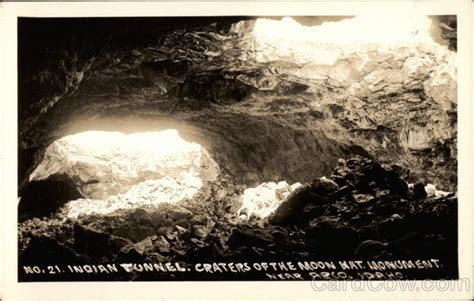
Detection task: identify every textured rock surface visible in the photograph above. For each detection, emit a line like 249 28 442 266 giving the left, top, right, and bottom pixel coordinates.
237 181 302 220
18 16 457 193
17 16 458 282
18 156 457 281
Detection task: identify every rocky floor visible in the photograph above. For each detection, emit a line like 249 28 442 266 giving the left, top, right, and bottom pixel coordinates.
18 156 457 281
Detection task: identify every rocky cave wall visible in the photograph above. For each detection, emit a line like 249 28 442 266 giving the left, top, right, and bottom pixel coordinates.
18 16 457 198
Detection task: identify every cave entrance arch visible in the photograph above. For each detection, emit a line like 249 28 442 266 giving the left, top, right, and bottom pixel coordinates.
19 129 220 220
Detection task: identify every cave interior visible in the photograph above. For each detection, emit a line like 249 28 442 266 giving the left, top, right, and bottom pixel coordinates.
17 15 458 281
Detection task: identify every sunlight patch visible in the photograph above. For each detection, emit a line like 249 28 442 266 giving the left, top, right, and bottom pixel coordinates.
252 15 435 65
30 130 220 218
237 181 302 220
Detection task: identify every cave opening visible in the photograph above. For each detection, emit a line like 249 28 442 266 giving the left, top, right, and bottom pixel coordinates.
20 129 222 220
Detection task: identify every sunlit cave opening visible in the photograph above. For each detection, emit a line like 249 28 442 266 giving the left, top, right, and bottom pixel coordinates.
252 14 437 65
29 130 220 218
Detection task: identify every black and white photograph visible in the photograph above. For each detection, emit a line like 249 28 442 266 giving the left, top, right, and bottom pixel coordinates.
3 2 469 292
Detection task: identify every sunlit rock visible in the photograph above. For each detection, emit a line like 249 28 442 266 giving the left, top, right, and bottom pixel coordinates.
30 130 220 199
251 15 434 65
62 175 203 218
237 181 302 220
28 130 220 218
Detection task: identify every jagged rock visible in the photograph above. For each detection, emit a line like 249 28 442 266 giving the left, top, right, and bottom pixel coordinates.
115 245 145 263
375 189 391 198
113 224 156 243
74 223 131 259
311 176 339 194
132 236 155 255
149 204 193 229
388 177 409 197
354 239 390 258
353 193 375 204
228 228 273 248
150 212 172 229
130 208 153 224
20 235 84 265
268 184 312 225
19 174 83 221
193 225 209 239
154 236 171 253
269 226 289 242
413 182 428 199
425 183 437 197
166 205 193 221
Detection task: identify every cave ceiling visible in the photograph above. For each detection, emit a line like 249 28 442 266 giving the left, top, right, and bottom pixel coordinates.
18 15 457 192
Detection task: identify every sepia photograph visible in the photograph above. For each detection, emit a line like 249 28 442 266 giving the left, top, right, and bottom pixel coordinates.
15 13 461 283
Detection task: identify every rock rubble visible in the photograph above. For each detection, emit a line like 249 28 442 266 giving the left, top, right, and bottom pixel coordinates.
18 156 457 280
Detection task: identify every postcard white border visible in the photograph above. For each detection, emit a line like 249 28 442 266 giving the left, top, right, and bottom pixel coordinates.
1 1 472 300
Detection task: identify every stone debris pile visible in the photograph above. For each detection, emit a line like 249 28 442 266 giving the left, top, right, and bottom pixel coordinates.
18 156 457 281
223 156 456 267
62 174 203 218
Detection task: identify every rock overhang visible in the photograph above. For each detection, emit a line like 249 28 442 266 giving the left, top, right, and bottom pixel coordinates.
18 15 458 194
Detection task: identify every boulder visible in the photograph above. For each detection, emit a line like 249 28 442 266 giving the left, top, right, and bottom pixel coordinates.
311 176 339 194
73 223 131 260
268 184 313 225
353 193 375 204
413 182 428 199
113 224 156 242
425 183 437 197
129 208 153 224
20 235 84 266
166 204 193 221
228 227 273 248
354 239 390 259
154 236 171 253
18 174 83 221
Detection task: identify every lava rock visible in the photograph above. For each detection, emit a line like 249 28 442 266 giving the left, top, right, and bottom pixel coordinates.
154 236 171 253
114 224 157 242
116 236 155 262
129 208 153 224
305 225 360 258
20 235 84 265
18 175 83 221
268 184 313 225
354 239 390 259
228 228 273 248
115 246 145 263
166 205 193 220
133 236 155 255
311 176 339 194
269 226 289 242
74 223 131 259
388 177 409 197
353 193 375 204
413 182 428 199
